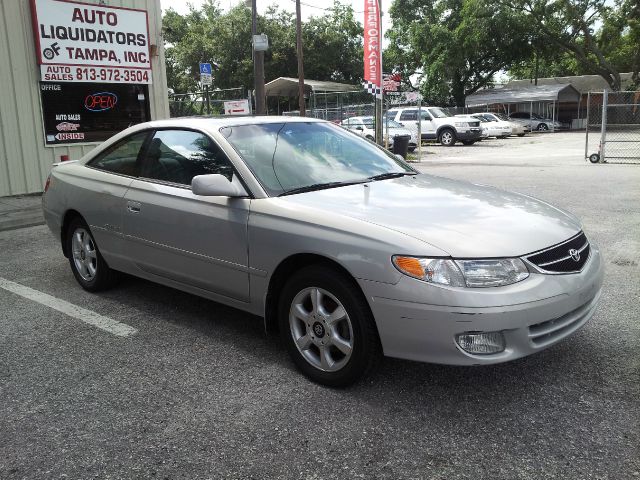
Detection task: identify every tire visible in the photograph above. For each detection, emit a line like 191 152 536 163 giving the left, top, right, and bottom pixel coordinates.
498 136 508 139
278 265 382 387
589 153 600 163
537 123 549 131
517 133 525 137
438 128 456 146
66 217 119 292
461 140 476 146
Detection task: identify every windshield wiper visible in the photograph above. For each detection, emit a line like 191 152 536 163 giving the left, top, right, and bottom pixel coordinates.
279 180 366 196
367 172 417 181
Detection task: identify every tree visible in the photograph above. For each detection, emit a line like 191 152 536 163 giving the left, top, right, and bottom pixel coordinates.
499 0 624 90
386 0 533 106
162 1 364 94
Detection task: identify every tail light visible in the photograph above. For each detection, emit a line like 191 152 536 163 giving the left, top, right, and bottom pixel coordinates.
44 175 51 193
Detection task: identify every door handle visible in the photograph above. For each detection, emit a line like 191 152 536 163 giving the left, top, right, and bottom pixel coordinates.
127 201 141 213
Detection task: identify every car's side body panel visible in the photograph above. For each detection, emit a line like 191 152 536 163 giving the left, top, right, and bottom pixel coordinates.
121 180 251 302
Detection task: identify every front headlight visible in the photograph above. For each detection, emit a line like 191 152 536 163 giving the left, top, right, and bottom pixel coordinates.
392 256 529 287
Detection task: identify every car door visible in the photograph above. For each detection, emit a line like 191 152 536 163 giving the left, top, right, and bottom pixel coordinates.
122 128 250 302
419 109 436 138
398 110 420 139
83 131 151 270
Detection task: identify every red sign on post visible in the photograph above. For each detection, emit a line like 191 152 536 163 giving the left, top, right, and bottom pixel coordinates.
363 0 382 97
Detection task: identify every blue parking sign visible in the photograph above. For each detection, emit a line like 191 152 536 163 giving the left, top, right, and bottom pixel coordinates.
199 63 212 75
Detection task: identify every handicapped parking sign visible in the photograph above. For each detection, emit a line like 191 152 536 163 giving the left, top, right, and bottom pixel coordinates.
199 63 212 75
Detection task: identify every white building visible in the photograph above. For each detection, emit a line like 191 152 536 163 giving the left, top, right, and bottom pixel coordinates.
0 0 169 197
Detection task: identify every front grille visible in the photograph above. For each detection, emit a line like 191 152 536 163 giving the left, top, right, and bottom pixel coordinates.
526 232 589 273
528 294 599 347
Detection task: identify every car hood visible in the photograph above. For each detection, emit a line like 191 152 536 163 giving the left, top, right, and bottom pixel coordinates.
280 174 581 257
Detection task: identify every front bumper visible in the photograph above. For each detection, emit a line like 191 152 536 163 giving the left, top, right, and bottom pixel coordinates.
361 243 604 365
455 128 482 141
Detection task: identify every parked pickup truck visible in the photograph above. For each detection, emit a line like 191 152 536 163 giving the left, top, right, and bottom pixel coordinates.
385 106 482 146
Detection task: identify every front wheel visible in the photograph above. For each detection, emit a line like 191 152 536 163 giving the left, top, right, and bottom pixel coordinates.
461 140 476 146
66 217 119 292
439 128 456 146
278 265 382 387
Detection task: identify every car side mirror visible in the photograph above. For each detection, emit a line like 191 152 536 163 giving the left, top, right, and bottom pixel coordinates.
191 174 247 197
355 126 364 131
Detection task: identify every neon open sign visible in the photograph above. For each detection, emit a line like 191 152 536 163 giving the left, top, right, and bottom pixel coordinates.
84 92 118 111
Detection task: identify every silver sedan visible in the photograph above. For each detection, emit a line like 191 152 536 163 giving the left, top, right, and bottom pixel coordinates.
42 117 604 386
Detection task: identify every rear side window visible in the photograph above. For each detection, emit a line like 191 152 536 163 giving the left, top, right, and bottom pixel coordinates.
88 132 148 176
140 130 235 186
400 110 417 121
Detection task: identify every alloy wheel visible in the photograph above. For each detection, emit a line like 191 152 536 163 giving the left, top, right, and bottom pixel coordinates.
71 227 98 281
289 287 354 372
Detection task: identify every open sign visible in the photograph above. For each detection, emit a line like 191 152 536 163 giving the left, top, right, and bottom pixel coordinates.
84 92 118 111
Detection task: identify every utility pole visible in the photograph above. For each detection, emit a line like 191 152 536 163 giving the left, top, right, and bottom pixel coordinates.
252 0 266 114
295 0 306 116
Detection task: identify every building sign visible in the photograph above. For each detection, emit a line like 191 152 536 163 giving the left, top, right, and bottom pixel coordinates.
383 73 401 92
224 100 250 115
31 0 152 84
362 0 382 97
40 82 150 145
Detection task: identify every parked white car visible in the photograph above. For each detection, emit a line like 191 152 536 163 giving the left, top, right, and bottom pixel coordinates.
386 107 482 146
486 113 527 136
462 114 513 138
341 116 417 152
509 112 562 131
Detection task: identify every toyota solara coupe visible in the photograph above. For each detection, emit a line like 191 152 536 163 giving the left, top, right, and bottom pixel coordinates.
42 117 603 386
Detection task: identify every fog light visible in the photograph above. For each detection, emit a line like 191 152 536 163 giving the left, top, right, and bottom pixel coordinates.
456 332 506 355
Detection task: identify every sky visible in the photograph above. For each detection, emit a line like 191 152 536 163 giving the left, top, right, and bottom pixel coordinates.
160 0 392 39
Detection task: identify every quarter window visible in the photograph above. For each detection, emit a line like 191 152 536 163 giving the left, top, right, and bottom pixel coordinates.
88 131 149 176
141 130 235 186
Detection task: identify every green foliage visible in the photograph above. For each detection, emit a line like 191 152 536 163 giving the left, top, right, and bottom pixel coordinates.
162 1 364 94
499 0 636 89
387 0 533 106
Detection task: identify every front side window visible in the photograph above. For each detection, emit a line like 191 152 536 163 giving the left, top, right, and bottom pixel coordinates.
220 122 414 196
88 131 149 176
141 130 235 185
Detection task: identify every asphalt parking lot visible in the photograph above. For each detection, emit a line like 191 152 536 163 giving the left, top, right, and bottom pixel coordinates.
1 131 639 479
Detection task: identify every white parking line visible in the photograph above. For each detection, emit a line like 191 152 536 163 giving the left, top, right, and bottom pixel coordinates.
0 277 137 337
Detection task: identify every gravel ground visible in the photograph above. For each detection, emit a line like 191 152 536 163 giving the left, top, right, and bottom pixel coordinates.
0 131 638 479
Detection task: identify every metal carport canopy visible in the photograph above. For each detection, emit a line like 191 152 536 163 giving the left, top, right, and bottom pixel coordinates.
264 77 360 97
465 84 581 107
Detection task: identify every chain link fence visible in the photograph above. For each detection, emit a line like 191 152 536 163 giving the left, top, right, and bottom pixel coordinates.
282 90 375 123
586 91 640 164
168 87 246 117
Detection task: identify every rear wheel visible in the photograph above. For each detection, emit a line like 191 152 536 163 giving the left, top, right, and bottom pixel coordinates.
461 140 476 146
439 128 456 146
66 217 118 291
537 123 549 131
278 265 382 387
517 133 525 137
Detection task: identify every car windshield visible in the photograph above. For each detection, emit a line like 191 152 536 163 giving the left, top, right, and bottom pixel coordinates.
531 113 544 119
220 122 415 196
495 113 510 121
428 107 451 118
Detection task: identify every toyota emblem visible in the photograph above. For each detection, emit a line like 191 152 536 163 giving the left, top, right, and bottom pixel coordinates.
568 249 580 262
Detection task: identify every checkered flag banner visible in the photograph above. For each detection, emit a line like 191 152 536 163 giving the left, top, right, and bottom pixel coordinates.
363 81 382 98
